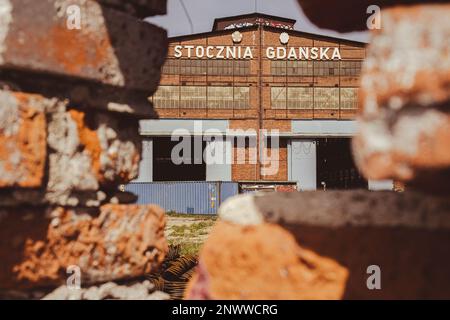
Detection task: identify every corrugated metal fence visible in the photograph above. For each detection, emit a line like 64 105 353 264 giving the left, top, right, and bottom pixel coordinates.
125 182 239 215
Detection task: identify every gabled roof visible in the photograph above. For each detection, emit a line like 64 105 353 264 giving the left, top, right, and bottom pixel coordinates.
168 13 367 46
212 12 296 31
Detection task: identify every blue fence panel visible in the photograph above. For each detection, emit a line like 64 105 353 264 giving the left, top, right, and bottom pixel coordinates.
219 182 239 205
125 181 238 215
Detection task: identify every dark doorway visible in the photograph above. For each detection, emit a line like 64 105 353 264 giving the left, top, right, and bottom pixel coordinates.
316 138 367 190
153 137 206 181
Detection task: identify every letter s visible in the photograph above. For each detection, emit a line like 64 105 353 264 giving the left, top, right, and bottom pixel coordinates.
174 45 183 58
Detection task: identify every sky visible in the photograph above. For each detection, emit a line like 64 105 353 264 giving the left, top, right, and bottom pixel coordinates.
146 0 369 43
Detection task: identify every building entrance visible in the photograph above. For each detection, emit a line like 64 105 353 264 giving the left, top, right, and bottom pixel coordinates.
153 137 207 181
316 138 367 190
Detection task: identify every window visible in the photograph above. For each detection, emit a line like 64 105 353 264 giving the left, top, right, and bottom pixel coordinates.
341 88 358 109
153 86 249 109
234 60 250 76
314 88 339 109
153 86 179 108
208 60 233 75
234 87 250 109
289 61 313 76
179 59 207 75
271 87 287 109
271 61 287 76
161 59 250 76
314 61 340 76
340 61 362 76
208 87 233 109
270 60 363 77
180 86 207 108
161 59 179 74
287 87 313 109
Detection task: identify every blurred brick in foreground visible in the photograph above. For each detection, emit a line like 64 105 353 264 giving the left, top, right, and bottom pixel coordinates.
187 192 450 299
0 204 168 289
296 0 450 32
354 4 450 183
0 91 50 188
0 0 167 91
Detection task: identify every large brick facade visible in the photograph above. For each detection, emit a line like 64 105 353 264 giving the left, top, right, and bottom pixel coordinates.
150 13 366 183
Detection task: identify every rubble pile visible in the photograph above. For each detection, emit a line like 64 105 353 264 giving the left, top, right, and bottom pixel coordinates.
0 0 168 299
186 2 450 300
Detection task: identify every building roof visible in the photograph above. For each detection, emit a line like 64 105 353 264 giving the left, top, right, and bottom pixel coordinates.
168 13 367 46
212 13 297 31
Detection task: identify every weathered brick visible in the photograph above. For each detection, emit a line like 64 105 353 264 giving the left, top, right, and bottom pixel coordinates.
360 4 450 116
97 0 167 18
0 91 54 188
0 88 142 206
46 108 141 206
186 220 348 300
0 0 167 92
354 4 450 182
353 109 450 182
187 192 450 299
0 204 168 289
42 281 170 300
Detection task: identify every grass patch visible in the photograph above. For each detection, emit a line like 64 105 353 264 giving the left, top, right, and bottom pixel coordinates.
168 241 203 256
165 213 217 257
169 221 216 237
166 211 218 220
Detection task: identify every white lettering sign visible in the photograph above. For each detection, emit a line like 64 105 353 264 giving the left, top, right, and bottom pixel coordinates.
174 45 341 60
264 47 342 61
174 45 254 60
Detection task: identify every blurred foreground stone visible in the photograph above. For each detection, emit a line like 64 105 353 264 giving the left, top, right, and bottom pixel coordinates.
295 0 449 32
0 204 167 289
186 192 450 299
0 0 168 299
43 280 170 300
354 4 450 187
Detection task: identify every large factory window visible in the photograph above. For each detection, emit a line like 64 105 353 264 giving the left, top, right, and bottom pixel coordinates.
287 87 313 109
152 85 250 109
314 88 339 109
208 60 233 75
180 59 207 75
340 60 362 76
162 59 179 74
234 87 250 108
180 86 207 108
234 60 250 76
313 61 340 76
288 61 313 76
208 87 234 108
153 137 206 181
340 88 359 109
272 86 357 111
161 59 250 76
153 86 179 108
271 87 287 109
271 60 362 77
271 61 287 76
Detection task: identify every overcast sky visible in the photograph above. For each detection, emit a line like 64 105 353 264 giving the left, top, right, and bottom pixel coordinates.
146 0 368 42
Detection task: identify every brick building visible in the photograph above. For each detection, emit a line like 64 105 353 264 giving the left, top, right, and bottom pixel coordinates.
137 13 391 191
